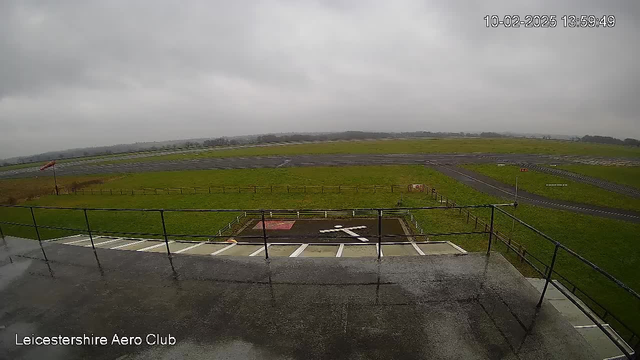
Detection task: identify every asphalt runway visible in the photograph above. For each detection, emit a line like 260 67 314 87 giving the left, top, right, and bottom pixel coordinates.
0 153 575 179
433 165 640 223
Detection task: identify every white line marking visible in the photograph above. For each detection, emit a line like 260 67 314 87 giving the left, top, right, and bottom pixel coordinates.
320 225 369 242
290 244 309 257
87 238 122 247
249 244 270 257
336 244 344 257
46 234 83 242
64 236 102 245
175 242 205 254
111 240 146 249
574 325 600 329
138 241 173 252
211 243 236 255
411 242 426 256
377 243 384 257
446 241 468 254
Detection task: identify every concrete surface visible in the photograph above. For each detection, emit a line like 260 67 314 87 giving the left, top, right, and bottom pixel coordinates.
527 278 635 359
0 236 599 360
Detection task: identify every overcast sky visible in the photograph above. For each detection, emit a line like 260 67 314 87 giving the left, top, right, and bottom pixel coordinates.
0 0 638 158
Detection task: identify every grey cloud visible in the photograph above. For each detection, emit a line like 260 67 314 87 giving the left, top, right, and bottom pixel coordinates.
0 0 639 159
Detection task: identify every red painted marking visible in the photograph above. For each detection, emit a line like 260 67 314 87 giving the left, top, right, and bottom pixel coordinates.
253 220 296 230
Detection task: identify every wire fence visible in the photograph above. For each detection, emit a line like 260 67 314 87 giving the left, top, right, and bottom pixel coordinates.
56 184 431 196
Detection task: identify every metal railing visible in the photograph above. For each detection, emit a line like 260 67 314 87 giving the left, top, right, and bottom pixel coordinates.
0 202 637 358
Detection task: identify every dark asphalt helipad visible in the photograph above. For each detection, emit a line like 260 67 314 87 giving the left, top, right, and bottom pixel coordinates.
0 236 598 359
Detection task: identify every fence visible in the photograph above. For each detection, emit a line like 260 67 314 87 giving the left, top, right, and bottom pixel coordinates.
57 184 428 196
0 202 638 358
413 186 638 358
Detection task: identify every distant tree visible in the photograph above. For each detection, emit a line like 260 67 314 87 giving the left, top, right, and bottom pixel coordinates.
624 138 640 147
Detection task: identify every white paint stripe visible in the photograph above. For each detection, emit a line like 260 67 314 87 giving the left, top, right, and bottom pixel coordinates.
65 236 102 245
211 243 236 255
574 324 600 329
175 242 205 254
320 226 366 233
446 241 468 254
336 244 344 257
138 241 173 252
290 244 309 257
111 240 146 249
340 228 369 242
46 234 83 242
86 238 122 247
411 242 426 256
249 244 270 257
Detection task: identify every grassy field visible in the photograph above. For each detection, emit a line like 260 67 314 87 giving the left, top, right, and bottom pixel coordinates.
0 165 638 337
0 175 116 204
558 164 640 190
87 138 640 166
462 164 640 212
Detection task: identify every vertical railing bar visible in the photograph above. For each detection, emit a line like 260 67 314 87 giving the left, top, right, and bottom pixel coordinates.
261 211 269 259
83 209 96 251
30 207 48 261
537 243 560 308
377 209 382 260
160 210 171 258
487 206 495 255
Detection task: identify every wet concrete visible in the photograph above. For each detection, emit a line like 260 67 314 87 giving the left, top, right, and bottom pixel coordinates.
0 236 598 360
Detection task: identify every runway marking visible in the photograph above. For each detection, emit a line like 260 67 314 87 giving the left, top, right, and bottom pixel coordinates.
289 244 309 257
336 244 344 257
249 244 271 257
138 241 173 252
111 240 146 249
211 243 236 255
320 225 369 242
411 242 426 256
276 159 291 168
65 236 101 245
86 238 123 247
175 242 205 253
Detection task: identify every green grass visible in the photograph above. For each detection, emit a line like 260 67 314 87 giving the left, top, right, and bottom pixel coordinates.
558 165 640 190
0 165 638 338
462 164 640 212
90 138 640 166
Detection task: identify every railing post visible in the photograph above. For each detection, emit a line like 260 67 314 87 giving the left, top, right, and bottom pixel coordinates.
487 206 495 255
30 207 48 261
83 209 96 251
160 210 171 258
537 243 560 308
261 211 269 259
377 209 382 260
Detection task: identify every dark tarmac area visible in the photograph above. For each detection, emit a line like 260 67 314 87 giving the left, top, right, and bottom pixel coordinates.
0 236 598 360
236 218 407 243
434 165 640 223
0 153 568 179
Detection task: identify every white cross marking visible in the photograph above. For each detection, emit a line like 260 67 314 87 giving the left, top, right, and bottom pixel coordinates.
319 225 369 242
